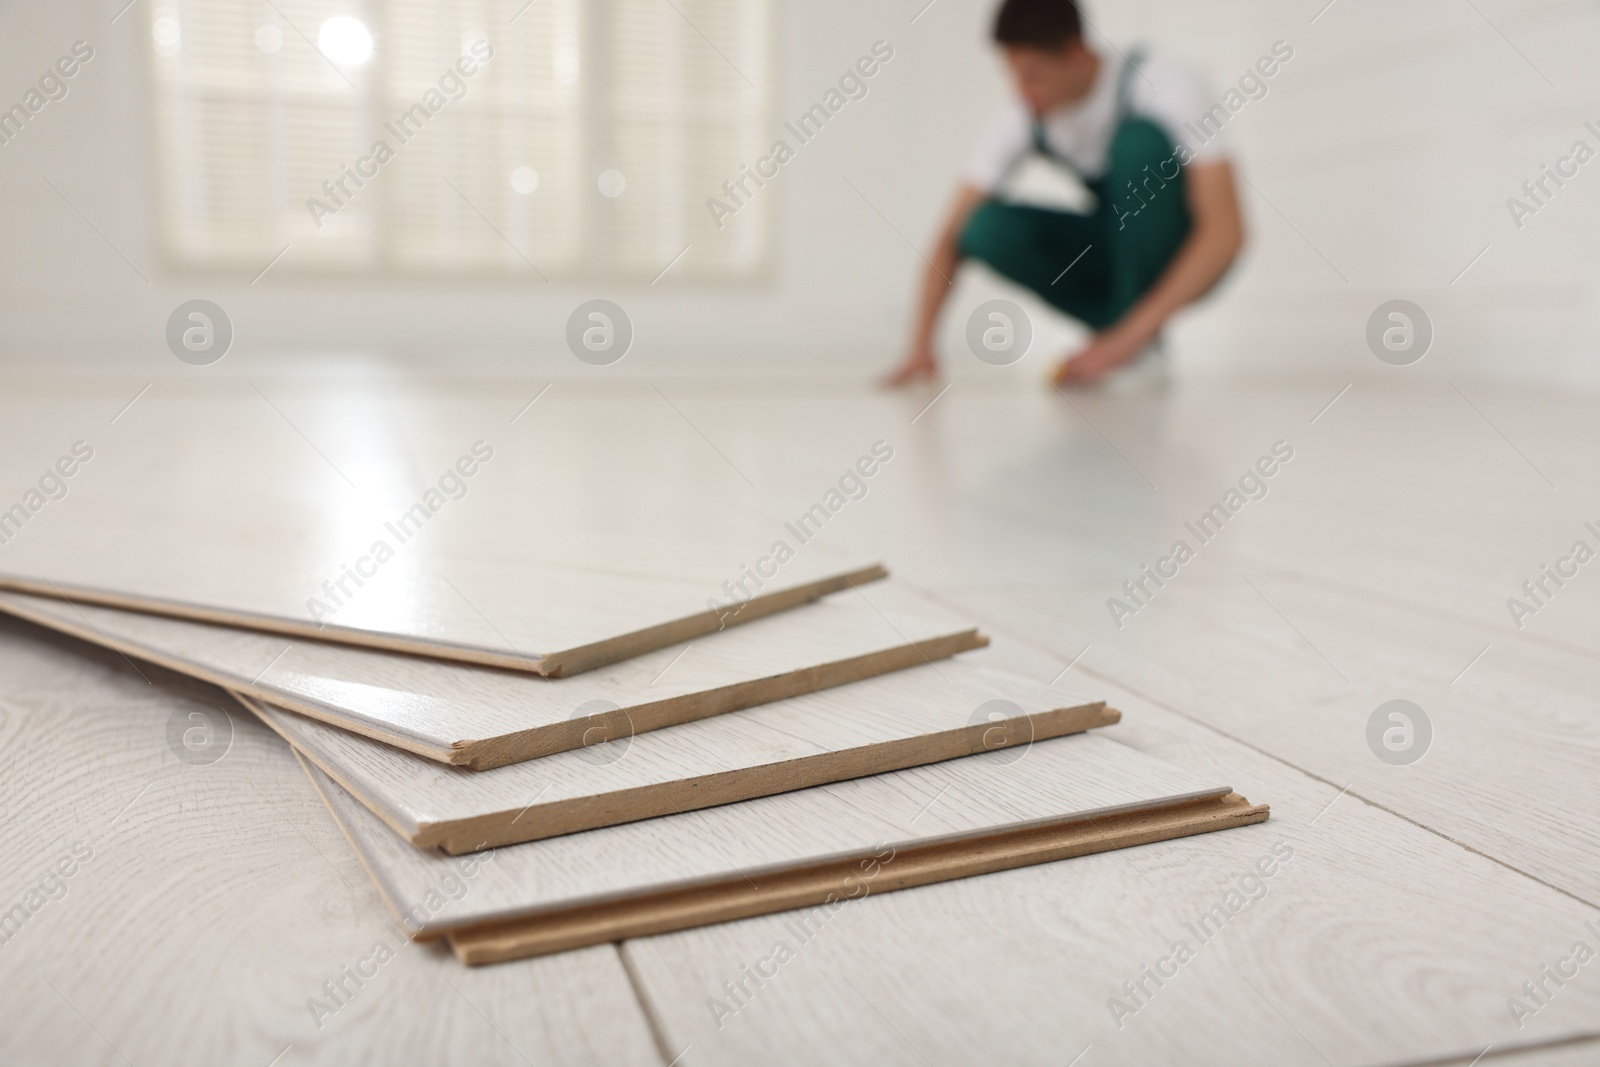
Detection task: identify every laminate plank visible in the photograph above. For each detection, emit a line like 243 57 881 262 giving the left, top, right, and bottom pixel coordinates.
620 672 1600 1067
0 564 885 676
444 794 1266 965
11 377 1599 1066
301 728 1248 938
0 613 661 1067
1175 385 1600 653
0 381 892 673
237 645 1121 852
935 574 1600 907
0 581 984 768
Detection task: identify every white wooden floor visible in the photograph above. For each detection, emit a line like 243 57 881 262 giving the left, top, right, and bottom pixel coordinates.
3 374 1598 1067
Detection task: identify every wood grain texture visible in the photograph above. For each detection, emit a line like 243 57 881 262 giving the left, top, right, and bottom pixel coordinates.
620 667 1600 1067
11 379 1600 1066
302 729 1242 936
0 383 895 674
0 613 662 1067
237 644 1122 852
0 564 887 676
445 794 1268 964
941 574 1600 909
0 581 985 768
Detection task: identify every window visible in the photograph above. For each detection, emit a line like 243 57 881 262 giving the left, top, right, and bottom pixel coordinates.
151 0 771 280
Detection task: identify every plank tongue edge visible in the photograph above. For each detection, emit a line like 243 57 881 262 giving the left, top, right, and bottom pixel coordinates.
445 792 1269 964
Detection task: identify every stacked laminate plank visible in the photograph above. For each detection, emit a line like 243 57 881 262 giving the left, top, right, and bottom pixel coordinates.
0 562 1268 965
0 580 987 766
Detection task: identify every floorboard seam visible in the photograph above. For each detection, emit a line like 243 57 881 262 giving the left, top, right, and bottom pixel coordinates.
1074 663 1600 914
1283 568 1600 667
1364 1029 1600 1067
903 581 1600 914
616 942 684 1067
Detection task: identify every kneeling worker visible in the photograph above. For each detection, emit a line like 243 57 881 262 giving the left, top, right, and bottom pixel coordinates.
885 0 1245 388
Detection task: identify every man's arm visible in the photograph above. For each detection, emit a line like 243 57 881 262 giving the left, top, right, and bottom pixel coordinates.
1055 160 1244 384
882 184 987 386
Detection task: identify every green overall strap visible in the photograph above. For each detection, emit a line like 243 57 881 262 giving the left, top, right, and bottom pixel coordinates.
1028 118 1087 182
1027 49 1146 183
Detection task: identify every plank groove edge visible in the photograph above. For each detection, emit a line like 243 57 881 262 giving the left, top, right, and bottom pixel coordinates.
443 792 1269 964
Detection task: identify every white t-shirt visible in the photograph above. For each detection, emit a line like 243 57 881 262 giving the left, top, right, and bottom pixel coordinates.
965 52 1229 191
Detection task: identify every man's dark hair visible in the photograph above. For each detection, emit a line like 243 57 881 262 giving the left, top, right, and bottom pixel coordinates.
993 0 1082 49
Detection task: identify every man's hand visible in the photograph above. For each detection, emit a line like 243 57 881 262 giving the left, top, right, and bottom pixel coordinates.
882 345 940 387
1053 161 1244 389
1051 328 1148 387
884 185 985 389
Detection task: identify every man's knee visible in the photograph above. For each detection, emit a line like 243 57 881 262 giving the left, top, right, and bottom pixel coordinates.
958 200 1028 267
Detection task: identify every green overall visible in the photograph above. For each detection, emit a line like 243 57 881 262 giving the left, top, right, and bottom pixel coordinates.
958 52 1192 331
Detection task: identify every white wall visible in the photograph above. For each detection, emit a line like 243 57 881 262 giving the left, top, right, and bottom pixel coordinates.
1 0 1598 387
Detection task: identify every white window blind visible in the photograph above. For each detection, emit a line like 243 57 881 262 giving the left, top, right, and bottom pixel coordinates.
151 0 770 279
